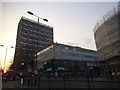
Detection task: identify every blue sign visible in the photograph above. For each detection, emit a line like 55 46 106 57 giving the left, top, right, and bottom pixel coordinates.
58 67 65 70
47 68 52 71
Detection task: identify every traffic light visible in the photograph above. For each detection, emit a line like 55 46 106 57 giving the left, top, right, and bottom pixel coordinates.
21 62 25 70
22 62 25 66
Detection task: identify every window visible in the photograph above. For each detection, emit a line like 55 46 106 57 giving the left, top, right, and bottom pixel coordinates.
65 46 68 50
73 48 77 51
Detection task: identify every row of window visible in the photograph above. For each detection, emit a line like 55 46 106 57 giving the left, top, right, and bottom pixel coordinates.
37 50 98 62
21 39 52 46
20 41 51 48
61 52 98 59
23 25 53 35
23 20 53 30
21 33 53 42
23 29 53 37
23 30 53 37
22 31 53 41
23 47 35 51
22 52 35 56
59 45 97 55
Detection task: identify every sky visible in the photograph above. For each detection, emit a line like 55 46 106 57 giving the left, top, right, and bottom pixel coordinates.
0 1 118 71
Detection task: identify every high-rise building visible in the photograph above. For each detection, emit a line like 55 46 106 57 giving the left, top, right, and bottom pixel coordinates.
13 17 53 71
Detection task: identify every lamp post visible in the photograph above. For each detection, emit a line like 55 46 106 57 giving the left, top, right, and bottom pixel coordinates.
27 11 48 87
0 45 14 73
85 63 90 90
27 11 48 70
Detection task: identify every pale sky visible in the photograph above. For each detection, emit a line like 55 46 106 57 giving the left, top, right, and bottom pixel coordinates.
0 1 118 71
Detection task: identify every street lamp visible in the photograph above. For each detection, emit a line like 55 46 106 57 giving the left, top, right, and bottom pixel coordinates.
0 45 14 73
27 11 48 70
27 11 48 22
27 11 48 87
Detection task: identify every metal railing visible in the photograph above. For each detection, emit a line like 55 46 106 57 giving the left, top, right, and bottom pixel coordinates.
93 6 118 33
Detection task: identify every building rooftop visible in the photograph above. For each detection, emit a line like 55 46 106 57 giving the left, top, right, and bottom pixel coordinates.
21 16 53 29
55 43 97 52
37 43 98 56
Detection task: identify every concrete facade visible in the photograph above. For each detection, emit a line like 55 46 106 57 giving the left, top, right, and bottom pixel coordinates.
93 5 120 75
13 17 53 71
37 43 99 77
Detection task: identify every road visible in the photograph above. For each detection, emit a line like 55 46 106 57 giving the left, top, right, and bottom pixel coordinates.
1 79 120 89
2 80 19 88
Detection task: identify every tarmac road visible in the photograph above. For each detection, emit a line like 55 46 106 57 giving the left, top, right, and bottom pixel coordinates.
2 80 19 88
1 79 120 89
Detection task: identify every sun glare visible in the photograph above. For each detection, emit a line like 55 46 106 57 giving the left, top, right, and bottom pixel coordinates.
0 47 14 73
